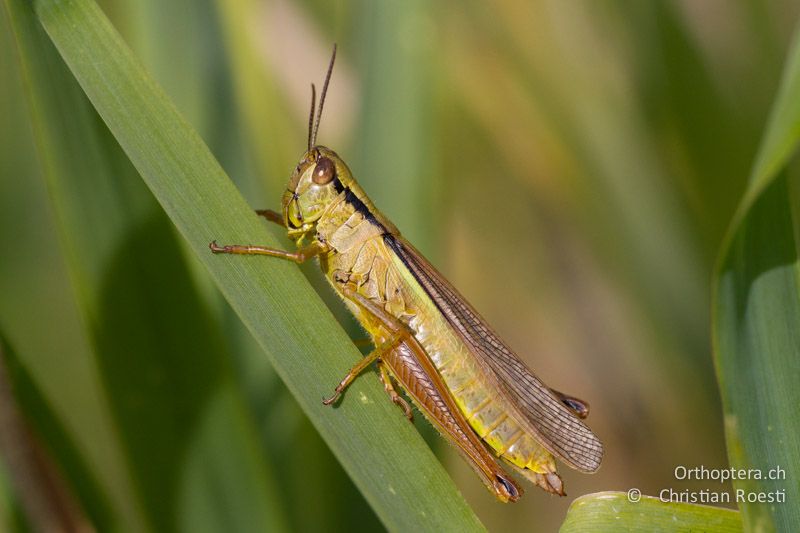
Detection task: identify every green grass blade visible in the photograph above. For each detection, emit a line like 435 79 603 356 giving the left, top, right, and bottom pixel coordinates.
351 0 439 253
560 492 742 533
712 23 800 533
215 0 298 194
28 0 483 530
6 0 289 530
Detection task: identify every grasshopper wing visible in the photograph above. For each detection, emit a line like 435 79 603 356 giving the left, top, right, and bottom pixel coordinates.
385 235 603 473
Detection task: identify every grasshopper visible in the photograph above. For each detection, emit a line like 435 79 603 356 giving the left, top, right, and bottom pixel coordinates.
211 46 602 501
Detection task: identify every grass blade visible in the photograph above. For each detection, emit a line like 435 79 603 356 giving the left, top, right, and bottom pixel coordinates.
712 23 800 533
29 0 483 529
351 0 439 252
6 0 289 530
560 492 742 533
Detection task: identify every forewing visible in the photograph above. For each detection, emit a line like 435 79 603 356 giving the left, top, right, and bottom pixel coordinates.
385 235 603 472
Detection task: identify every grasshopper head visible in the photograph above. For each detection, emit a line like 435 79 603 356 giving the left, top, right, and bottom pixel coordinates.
281 146 347 238
283 45 352 239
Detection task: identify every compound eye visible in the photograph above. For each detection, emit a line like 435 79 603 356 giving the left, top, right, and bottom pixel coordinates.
313 156 336 185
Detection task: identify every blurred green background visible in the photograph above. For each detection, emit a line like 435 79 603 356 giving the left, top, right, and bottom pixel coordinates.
1 0 798 531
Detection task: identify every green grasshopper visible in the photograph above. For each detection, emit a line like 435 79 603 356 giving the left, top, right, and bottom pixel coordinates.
211 45 602 501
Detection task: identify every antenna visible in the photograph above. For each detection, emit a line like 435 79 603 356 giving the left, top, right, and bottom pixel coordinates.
310 44 337 148
307 84 316 151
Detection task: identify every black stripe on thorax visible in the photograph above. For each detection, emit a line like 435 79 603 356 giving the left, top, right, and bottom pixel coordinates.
333 176 386 232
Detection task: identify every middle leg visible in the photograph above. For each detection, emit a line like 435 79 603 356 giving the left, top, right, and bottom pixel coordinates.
377 361 413 420
322 335 402 406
